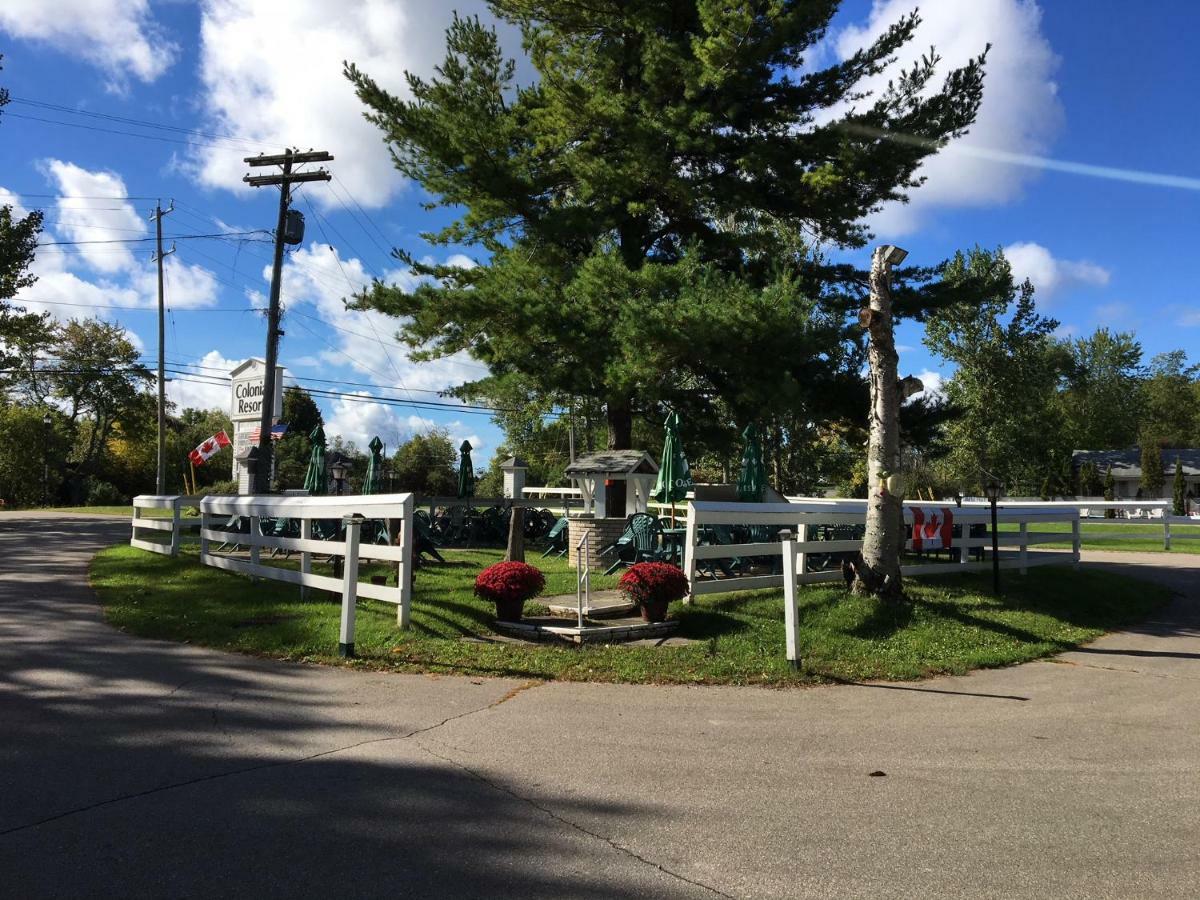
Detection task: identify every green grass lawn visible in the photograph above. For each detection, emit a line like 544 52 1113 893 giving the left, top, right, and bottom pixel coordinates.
997 520 1200 553
90 544 1170 686
46 505 173 517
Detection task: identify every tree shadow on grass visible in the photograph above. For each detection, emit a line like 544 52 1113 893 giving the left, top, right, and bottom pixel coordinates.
846 597 914 640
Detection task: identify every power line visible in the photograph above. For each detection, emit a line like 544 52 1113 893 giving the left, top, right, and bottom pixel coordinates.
9 97 262 149
5 111 247 150
36 230 269 246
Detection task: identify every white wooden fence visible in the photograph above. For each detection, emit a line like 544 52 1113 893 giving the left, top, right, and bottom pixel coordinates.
682 500 1082 599
130 495 204 556
199 493 416 656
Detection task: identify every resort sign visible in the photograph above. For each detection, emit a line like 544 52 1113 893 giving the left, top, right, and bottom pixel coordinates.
230 358 284 423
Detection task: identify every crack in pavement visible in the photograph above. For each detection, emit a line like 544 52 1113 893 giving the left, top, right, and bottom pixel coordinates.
0 683 540 839
1042 658 1200 680
413 738 735 899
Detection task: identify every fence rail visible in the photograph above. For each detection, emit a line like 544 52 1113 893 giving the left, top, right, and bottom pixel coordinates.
196 493 416 652
130 495 204 556
683 500 1082 599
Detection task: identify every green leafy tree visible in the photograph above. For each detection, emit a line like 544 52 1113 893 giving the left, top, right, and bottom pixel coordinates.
0 57 53 394
1139 351 1199 448
274 387 324 490
923 248 1069 495
1059 328 1143 451
1139 433 1163 498
1172 455 1186 516
391 429 459 496
346 2 989 461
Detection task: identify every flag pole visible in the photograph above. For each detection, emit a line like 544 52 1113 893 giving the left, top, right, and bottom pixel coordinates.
190 460 197 496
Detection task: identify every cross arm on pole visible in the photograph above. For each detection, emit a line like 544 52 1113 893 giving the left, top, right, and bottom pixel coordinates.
244 150 334 167
243 170 332 187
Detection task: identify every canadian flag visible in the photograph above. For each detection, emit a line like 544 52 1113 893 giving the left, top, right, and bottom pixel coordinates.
911 506 954 552
189 430 231 467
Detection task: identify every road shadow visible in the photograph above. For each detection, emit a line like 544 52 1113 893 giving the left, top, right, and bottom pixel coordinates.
0 516 686 898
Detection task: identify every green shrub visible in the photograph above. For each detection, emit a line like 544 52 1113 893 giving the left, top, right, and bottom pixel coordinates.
86 479 126 506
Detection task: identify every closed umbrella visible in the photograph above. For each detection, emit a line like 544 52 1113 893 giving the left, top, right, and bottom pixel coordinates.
457 439 475 499
364 436 384 494
303 425 327 495
737 423 767 502
652 411 693 523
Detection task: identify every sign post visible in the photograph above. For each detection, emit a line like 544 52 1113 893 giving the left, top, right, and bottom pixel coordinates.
229 358 284 494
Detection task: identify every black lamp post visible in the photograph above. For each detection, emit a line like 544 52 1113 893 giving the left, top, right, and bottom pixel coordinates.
984 477 1002 595
330 458 349 496
42 412 51 506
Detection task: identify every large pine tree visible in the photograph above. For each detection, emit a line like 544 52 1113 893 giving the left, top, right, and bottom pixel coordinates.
346 2 990 473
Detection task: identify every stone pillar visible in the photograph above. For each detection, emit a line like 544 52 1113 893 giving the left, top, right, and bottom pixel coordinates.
568 516 629 568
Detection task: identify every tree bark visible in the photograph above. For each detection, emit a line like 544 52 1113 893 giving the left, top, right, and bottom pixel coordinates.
605 399 632 517
852 246 906 601
505 506 525 562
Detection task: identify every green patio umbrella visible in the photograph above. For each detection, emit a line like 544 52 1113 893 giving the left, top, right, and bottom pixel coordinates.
652 411 693 522
737 423 767 502
302 424 327 495
457 439 475 499
364 436 384 494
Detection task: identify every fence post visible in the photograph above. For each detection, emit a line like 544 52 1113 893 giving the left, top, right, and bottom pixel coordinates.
779 530 801 669
397 496 414 629
682 504 698 603
796 521 808 577
199 505 209 559
339 517 362 658
1019 521 1029 575
170 497 182 557
249 515 261 571
1072 516 1081 571
1164 519 1171 551
300 517 312 602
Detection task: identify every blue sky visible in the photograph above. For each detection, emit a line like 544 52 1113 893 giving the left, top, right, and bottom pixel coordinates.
1 0 1197 460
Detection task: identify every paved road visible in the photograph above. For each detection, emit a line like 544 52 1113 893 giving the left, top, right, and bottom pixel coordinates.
2 513 1198 898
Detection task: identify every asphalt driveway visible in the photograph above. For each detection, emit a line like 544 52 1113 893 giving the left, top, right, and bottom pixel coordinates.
2 512 1197 898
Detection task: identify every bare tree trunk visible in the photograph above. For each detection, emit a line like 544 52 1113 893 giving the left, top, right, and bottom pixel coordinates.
505 506 525 562
852 245 907 601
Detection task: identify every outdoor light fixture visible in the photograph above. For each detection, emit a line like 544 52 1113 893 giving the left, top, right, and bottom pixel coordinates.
882 244 909 267
982 475 1002 596
330 459 349 496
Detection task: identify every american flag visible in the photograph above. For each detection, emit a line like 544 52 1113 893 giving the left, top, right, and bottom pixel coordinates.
249 423 288 442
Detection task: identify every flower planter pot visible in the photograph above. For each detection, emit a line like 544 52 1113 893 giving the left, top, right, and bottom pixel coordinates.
639 598 669 623
494 596 526 622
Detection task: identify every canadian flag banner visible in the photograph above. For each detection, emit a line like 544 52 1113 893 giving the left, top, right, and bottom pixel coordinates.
189 430 231 467
910 506 954 552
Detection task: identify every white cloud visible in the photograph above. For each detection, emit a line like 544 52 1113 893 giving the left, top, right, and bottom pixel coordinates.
0 187 31 219
193 0 515 207
907 369 946 405
835 0 1062 236
1053 323 1079 339
0 0 175 87
1003 241 1110 299
167 350 243 413
133 257 221 309
324 392 410 450
42 160 148 273
1178 310 1200 328
275 241 484 392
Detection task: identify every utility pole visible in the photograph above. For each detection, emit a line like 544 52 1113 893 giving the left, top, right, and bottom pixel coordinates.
243 149 333 493
150 200 174 495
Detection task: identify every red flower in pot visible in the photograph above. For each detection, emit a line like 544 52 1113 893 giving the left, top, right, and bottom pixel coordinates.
618 562 689 623
475 561 546 621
